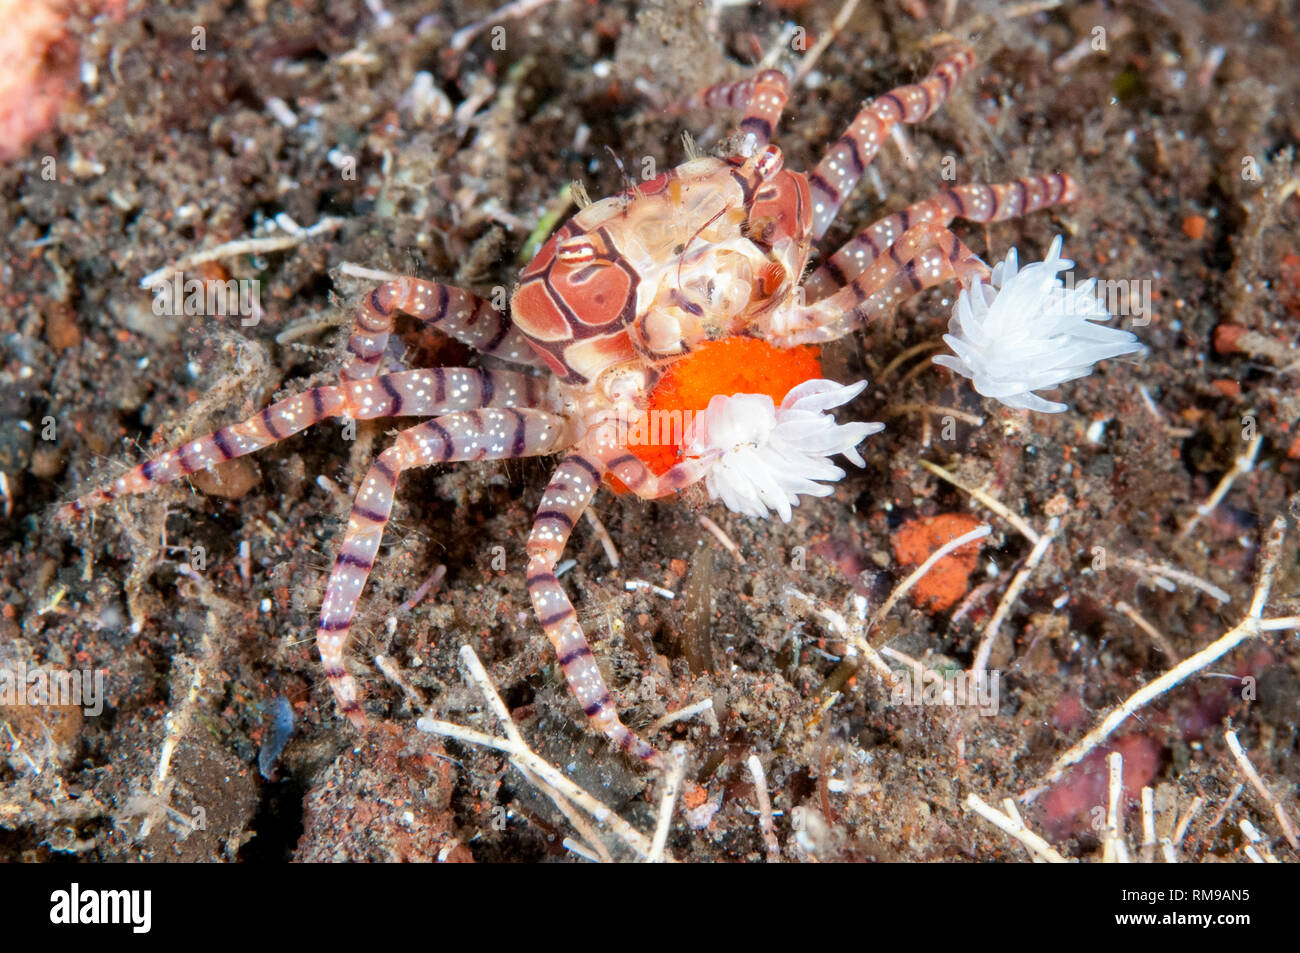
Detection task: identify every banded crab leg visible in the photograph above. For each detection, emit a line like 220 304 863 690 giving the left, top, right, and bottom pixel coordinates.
58 367 548 517
342 277 542 382
803 174 1079 302
684 68 791 150
322 407 568 726
808 47 975 239
526 423 716 767
778 221 989 346
58 368 564 726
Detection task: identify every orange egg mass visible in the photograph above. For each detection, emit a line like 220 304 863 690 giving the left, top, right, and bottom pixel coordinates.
626 336 822 477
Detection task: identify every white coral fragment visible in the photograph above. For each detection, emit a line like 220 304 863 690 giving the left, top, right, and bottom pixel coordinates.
683 379 882 523
933 235 1144 413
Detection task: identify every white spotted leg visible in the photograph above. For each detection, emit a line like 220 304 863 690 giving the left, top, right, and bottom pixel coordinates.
683 68 791 149
322 407 568 727
684 49 976 236
803 174 1079 302
805 47 975 239
526 422 716 766
778 221 990 345
342 277 541 382
56 365 566 729
57 368 547 517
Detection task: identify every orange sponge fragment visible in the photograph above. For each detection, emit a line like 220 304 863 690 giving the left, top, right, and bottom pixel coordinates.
629 337 822 475
891 513 985 612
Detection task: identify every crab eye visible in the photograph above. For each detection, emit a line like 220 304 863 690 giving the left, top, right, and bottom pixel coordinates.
754 144 784 180
557 236 600 266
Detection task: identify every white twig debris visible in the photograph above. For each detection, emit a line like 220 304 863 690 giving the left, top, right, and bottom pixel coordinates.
1238 819 1278 863
746 754 781 862
264 96 298 128
1118 553 1227 605
1028 515 1298 795
449 0 559 53
416 645 667 861
583 506 621 569
1118 556 1232 605
1140 786 1157 863
1178 434 1262 539
1166 795 1204 863
338 262 402 282
625 579 675 600
868 523 992 637
139 216 345 289
698 514 746 565
971 519 1057 675
792 0 860 86
648 698 714 735
1101 751 1131 863
1115 600 1181 662
1223 729 1299 849
918 458 1041 544
964 794 1069 863
647 745 688 864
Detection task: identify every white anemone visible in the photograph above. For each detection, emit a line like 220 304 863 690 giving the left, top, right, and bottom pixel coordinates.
683 379 882 523
933 235 1144 413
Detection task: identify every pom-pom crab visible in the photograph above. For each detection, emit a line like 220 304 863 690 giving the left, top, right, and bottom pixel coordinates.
60 47 1079 767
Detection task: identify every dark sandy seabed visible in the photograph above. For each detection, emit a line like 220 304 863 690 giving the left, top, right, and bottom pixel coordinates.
1 0 1298 863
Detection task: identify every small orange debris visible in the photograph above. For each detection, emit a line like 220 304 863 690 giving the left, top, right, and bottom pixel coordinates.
1276 252 1300 319
43 300 80 350
1181 214 1207 240
891 513 985 611
1209 378 1240 398
1212 323 1247 354
682 783 708 810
